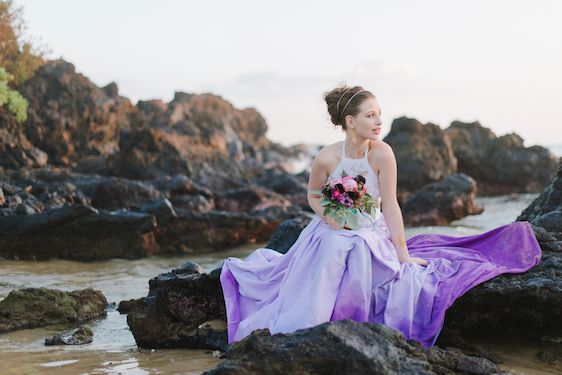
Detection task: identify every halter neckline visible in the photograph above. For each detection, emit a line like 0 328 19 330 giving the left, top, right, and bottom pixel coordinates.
342 141 369 161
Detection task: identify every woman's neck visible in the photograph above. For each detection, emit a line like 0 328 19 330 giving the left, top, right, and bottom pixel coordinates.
344 137 370 159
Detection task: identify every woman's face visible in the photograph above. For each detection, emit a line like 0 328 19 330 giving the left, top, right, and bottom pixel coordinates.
346 96 383 140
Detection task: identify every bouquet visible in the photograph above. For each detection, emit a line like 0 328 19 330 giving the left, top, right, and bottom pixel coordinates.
310 170 381 230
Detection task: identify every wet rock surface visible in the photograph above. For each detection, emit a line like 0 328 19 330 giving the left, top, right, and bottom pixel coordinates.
438 158 562 344
0 287 107 333
127 261 227 350
204 320 502 375
45 325 94 346
0 204 157 260
403 173 484 227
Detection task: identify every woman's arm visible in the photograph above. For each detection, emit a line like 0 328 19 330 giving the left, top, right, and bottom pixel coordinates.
377 142 427 265
307 151 329 217
307 150 344 230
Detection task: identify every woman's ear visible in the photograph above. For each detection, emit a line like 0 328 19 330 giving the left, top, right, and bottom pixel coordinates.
345 115 353 128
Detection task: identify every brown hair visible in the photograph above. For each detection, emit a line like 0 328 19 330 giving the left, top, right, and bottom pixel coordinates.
323 85 375 130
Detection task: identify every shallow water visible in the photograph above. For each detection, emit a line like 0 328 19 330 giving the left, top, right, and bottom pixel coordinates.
2 193 558 374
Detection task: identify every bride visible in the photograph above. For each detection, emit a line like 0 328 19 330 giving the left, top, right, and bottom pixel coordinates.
308 86 428 266
220 85 542 347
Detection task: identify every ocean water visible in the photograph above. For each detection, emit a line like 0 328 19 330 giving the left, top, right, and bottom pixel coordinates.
548 144 562 157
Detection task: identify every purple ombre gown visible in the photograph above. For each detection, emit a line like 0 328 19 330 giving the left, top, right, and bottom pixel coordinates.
220 142 542 347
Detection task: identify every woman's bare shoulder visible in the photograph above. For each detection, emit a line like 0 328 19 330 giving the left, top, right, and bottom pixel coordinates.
369 139 394 158
314 141 342 164
368 140 394 173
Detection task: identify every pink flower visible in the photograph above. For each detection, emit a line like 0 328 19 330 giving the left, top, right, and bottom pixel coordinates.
341 176 358 191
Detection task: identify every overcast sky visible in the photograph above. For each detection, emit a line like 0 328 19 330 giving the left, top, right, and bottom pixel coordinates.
16 0 562 148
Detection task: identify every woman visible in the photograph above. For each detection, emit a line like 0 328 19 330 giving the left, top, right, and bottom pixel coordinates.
220 85 542 347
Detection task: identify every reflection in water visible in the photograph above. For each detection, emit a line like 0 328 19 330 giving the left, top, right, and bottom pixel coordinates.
2 349 220 374
40 359 80 368
1 193 556 374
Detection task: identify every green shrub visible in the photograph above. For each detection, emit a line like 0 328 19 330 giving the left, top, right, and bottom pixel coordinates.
0 66 28 122
0 0 47 86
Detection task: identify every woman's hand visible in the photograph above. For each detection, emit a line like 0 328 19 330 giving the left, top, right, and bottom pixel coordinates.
401 256 429 266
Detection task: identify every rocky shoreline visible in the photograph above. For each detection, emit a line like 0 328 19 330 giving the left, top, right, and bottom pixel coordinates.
122 158 560 373
1 4 560 371
1 59 558 261
1 58 560 372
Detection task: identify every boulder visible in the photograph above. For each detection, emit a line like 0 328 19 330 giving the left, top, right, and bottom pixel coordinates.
203 320 501 375
117 298 145 314
0 204 157 261
438 236 562 344
155 206 301 253
403 173 484 227
444 121 557 195
383 116 457 201
214 185 291 212
252 166 310 210
106 92 291 190
265 213 313 254
438 160 562 344
127 262 227 350
0 110 49 169
45 325 94 345
0 287 107 333
517 157 562 235
20 59 136 165
152 174 215 212
90 176 164 211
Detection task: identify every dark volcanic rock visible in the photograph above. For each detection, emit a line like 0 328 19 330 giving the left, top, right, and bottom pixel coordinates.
438 245 562 344
0 167 92 215
263 212 561 345
0 165 306 259
517 157 562 235
152 174 215 212
155 206 301 253
106 127 198 180
20 59 136 165
117 298 146 314
214 185 291 213
45 325 94 345
0 110 49 169
383 118 556 199
136 91 269 152
4 58 299 195
444 121 557 195
125 161 562 358
139 198 178 226
265 213 313 254
204 320 501 375
403 173 484 227
127 262 227 350
0 204 157 261
383 116 457 201
0 288 107 333
90 176 164 211
252 166 309 210
439 160 562 344
106 92 290 191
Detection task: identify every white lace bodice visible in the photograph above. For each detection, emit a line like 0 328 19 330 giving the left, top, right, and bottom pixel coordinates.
327 141 381 199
